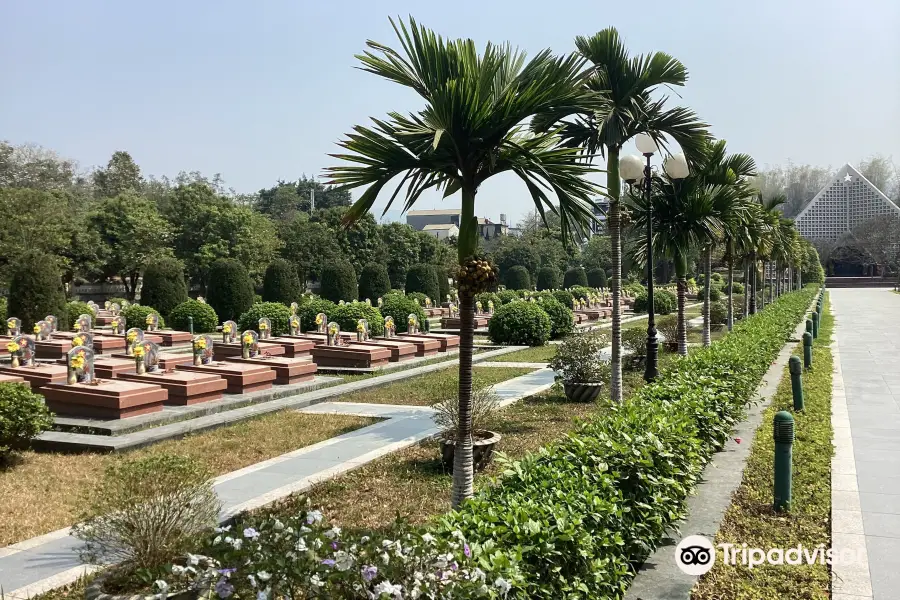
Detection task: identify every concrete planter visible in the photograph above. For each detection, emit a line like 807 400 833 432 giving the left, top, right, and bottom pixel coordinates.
563 381 604 403
440 430 501 472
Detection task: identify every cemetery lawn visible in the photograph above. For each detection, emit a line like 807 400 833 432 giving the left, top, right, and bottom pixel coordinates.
333 366 538 405
485 345 557 363
0 412 375 547
693 296 833 599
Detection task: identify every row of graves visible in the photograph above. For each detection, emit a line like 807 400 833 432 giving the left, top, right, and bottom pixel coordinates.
0 304 459 421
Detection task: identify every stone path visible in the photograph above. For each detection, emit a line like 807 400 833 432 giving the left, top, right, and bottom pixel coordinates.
830 288 900 600
0 368 554 597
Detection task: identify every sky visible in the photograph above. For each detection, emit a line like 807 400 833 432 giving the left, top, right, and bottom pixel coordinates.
2 0 898 226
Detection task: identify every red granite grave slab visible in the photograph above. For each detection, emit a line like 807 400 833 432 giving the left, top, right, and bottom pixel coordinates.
440 317 489 329
281 334 326 346
153 330 193 347
356 339 418 362
51 331 77 340
257 337 315 358
92 335 127 353
402 333 461 352
224 356 317 384
95 314 115 326
310 344 391 368
305 331 355 342
56 356 137 379
0 335 10 356
425 308 443 317
158 353 196 370
35 339 72 360
117 370 227 405
0 373 29 388
105 332 165 345
42 380 168 419
0 363 68 389
389 336 441 357
177 362 276 394
212 342 285 361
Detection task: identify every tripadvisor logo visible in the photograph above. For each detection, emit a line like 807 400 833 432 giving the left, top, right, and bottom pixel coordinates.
675 535 715 575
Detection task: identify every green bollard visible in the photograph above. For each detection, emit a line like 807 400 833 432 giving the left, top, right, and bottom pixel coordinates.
789 356 804 411
806 318 813 337
773 411 794 511
188 316 194 335
812 311 819 339
803 332 813 370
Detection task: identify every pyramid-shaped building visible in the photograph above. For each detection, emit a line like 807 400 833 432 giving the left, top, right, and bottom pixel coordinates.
794 163 900 241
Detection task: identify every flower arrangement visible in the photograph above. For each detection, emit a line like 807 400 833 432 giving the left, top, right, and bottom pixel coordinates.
133 344 145 359
328 323 338 335
72 335 85 348
126 330 138 343
70 351 86 371
7 341 20 354
259 321 268 331
194 337 207 351
222 323 233 334
356 322 365 333
33 324 41 335
6 318 16 331
315 314 325 326
241 333 254 346
408 316 416 327
145 314 155 326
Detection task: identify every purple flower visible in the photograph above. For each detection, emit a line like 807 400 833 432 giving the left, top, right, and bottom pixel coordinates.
218 568 236 576
215 579 234 599
451 561 459 571
464 543 471 557
243 527 260 540
322 559 336 567
361 565 378 582
331 541 339 550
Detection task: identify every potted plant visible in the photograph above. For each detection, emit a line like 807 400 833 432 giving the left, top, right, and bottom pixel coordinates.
433 385 502 471
549 331 610 402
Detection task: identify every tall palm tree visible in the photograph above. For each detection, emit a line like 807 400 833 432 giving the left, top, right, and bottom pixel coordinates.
327 19 601 506
534 28 708 401
755 193 786 311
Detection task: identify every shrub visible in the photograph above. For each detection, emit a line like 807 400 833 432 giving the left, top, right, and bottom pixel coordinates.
623 281 647 297
329 302 385 337
727 281 745 294
698 286 723 301
405 291 429 306
206 259 255 322
319 260 358 303
568 285 593 302
0 383 54 464
0 297 6 323
496 290 519 305
297 298 337 332
549 331 609 383
107 297 129 308
475 292 501 310
238 302 292 336
539 297 575 339
633 289 676 315
434 265 451 301
552 289 575 309
73 454 220 574
379 293 428 333
732 294 746 319
432 384 501 436
503 265 532 290
7 251 67 330
535 266 559 291
139 258 188 318
657 314 679 344
358 263 391 302
563 266 588 288
622 327 647 359
121 303 166 330
168 299 219 333
488 302 551 346
710 301 728 325
66 300 95 330
586 268 607 289
405 264 439 300
262 259 302 305
712 272 723 282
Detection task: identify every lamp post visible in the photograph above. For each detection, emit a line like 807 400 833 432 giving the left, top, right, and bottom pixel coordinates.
621 138 689 383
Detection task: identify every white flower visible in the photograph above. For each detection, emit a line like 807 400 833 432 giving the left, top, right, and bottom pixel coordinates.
300 526 312 534
334 550 354 571
186 553 200 566
154 580 169 592
295 538 308 552
372 580 403 598
273 519 285 531
247 574 257 588
310 574 325 588
361 535 370 543
421 533 434 544
306 509 324 523
325 526 341 539
471 567 486 582
213 536 222 545
257 571 271 582
171 565 185 575
381 552 390 564
256 590 268 600
230 538 242 550
214 525 232 533
313 538 323 549
494 577 511 595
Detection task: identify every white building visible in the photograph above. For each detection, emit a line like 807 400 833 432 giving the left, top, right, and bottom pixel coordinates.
422 223 459 239
794 163 900 241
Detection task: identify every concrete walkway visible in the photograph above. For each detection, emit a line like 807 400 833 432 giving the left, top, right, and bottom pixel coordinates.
0 368 554 597
831 288 900 600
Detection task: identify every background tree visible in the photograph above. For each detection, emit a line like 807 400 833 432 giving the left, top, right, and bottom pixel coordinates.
316 207 386 275
7 251 67 328
319 260 358 303
139 257 188 318
503 265 532 290
279 215 342 283
92 151 143 198
0 141 78 190
491 236 541 279
536 266 560 291
380 223 421 288
405 264 440 300
262 258 302 304
563 266 588 288
580 235 612 275
206 259 255 322
358 263 392 301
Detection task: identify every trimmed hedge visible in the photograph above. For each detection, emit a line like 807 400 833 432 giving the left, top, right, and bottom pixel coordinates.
438 285 819 597
587 267 607 289
539 297 575 339
319 260 358 303
488 301 551 346
358 263 391 302
698 286 723 301
168 299 219 334
710 301 728 325
380 293 428 333
563 266 588 288
121 304 165 330
206 259 255 322
297 298 337 333
535 267 559 291
496 290 519 305
140 258 188 318
552 289 575 310
7 251 67 329
503 265 532 290
633 289 676 315
0 383 54 464
329 302 385 337
262 259 302 305
238 302 292 336
405 264 439 300
65 300 94 330
726 281 745 294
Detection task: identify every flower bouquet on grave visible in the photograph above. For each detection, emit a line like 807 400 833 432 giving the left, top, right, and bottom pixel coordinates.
258 321 268 339
192 336 207 366
133 343 146 374
145 314 155 330
6 318 17 336
221 322 233 344
241 333 253 359
69 350 86 384
7 340 21 368
72 334 85 348
125 330 138 355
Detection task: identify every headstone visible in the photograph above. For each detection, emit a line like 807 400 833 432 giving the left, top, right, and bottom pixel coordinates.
475 301 483 314
488 300 495 315
125 328 144 355
408 313 419 334
145 312 159 332
142 341 161 372
8 334 34 367
258 317 272 340
290 302 299 315
365 298 372 306
222 320 237 344
76 314 92 333
110 315 126 335
356 318 369 342
315 313 327 334
326 322 341 346
86 301 99 315
196 297 205 304
34 320 51 341
104 301 111 310
413 298 420 306
110 302 121 316
425 297 432 308
67 345 95 383
289 315 301 335
6 317 21 336
45 315 58 332
377 297 383 308
72 331 94 349
339 300 346 306
192 334 214 365
384 316 396 338
446 294 451 304
449 302 458 317
241 330 260 358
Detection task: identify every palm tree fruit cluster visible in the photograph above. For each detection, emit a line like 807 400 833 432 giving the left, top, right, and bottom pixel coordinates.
456 257 499 295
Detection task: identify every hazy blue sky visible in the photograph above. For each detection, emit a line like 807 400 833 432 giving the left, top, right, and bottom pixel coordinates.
2 0 898 225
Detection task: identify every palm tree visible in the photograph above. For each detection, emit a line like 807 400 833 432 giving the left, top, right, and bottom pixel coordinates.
327 19 601 506
534 28 708 401
755 193 786 311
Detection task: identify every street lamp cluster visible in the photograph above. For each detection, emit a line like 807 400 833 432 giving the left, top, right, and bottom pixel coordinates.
619 134 689 382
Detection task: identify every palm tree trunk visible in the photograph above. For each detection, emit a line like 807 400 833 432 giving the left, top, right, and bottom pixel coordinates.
770 262 776 303
749 252 757 314
607 147 623 403
702 247 711 347
743 259 749 318
727 248 734 332
759 261 767 310
677 275 688 356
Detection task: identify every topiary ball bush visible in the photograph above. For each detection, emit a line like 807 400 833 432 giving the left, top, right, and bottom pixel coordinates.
238 302 292 336
405 264 439 300
405 291 429 307
206 259 255 322
489 302 551 346
475 292 501 310
140 258 188 319
563 267 588 288
7 251 67 330
319 260 358 304
380 293 428 333
297 298 337 333
168 300 219 334
496 290 519 305
539 297 575 339
633 289 676 315
358 263 392 302
121 304 166 330
709 301 728 325
535 267 560 291
697 286 723 302
711 272 723 282
0 382 54 464
732 295 746 319
66 300 95 330
329 302 385 337
552 289 575 309
262 259 302 305
503 265 532 290
727 282 745 294
568 285 593 302
586 268 607 289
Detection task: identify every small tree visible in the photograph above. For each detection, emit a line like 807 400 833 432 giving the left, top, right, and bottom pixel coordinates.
262 258 302 304
434 265 451 300
536 266 560 291
503 265 532 290
8 251 67 329
406 263 440 300
320 260 358 303
358 263 392 301
586 268 607 289
563 266 588 288
139 258 188 318
206 259 255 322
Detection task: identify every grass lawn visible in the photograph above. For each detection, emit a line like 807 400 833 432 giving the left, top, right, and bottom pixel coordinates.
485 345 557 364
0 411 375 548
693 295 833 599
334 366 537 406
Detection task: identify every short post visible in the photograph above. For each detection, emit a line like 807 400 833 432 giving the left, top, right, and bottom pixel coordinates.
789 356 804 411
805 318 813 337
803 332 813 370
773 410 795 512
188 316 194 335
812 311 819 339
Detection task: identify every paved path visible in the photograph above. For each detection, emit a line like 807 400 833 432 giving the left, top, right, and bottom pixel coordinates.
831 288 900 600
0 368 554 597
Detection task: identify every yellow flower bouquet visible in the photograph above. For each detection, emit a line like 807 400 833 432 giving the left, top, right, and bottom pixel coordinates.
145 314 155 325
194 337 207 350
316 315 325 326
259 322 268 330
222 323 233 334
33 324 42 334
408 316 416 327
72 335 85 348
126 331 138 343
7 341 20 354
6 318 15 331
133 344 145 358
242 333 254 346
356 322 365 332
70 352 85 371
328 323 338 335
